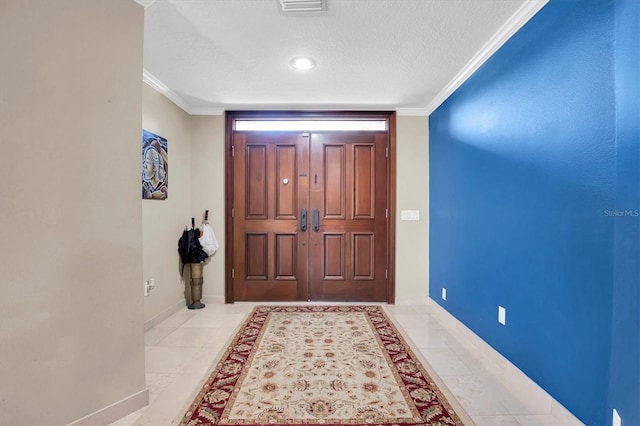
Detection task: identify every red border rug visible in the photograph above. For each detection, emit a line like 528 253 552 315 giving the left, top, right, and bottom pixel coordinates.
180 305 468 425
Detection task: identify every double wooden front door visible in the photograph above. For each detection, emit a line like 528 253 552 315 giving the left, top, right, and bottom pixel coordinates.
228 124 392 302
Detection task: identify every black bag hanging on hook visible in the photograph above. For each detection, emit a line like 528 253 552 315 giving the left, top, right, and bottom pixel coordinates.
178 217 208 265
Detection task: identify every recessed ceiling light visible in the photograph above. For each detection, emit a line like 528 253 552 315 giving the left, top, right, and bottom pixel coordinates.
279 0 326 14
290 57 316 71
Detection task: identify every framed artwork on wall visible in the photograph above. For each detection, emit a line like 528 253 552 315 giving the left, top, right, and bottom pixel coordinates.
142 130 168 199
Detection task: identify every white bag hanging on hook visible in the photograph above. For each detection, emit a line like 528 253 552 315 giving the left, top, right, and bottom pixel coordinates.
199 223 219 256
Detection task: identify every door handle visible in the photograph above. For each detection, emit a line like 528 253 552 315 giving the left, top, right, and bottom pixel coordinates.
300 208 308 232
312 208 320 232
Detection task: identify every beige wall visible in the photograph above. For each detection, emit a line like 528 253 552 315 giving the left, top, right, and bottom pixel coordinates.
0 1 146 425
140 108 430 308
191 116 226 303
395 115 430 303
142 83 194 323
140 95 226 323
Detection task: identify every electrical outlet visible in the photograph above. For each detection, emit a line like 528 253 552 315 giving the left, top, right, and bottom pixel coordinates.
498 306 506 325
144 278 156 297
613 409 621 426
441 288 447 300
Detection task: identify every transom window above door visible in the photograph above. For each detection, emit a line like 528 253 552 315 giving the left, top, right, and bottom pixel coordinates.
234 120 388 132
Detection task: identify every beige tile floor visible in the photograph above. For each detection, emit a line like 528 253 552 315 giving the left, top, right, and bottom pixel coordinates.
111 302 579 426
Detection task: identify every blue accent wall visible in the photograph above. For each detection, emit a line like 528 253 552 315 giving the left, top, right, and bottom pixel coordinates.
609 0 640 423
429 0 639 424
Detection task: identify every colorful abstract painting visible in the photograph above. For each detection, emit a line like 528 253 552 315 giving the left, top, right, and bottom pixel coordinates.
142 130 168 199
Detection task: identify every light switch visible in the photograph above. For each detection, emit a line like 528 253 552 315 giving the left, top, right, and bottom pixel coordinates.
498 306 506 325
401 210 420 221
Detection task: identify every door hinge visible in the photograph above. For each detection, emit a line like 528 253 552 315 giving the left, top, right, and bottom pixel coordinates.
232 207 235 218
385 208 388 218
385 146 388 158
232 269 235 278
385 269 388 279
232 145 235 157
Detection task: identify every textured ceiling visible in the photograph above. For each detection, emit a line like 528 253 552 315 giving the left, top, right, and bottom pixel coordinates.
137 0 547 114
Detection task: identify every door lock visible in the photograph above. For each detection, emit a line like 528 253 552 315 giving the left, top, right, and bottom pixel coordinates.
312 208 320 232
300 208 308 232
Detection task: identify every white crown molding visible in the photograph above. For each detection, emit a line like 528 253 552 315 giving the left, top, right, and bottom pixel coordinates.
424 0 549 115
396 108 430 116
133 0 157 9
189 107 226 116
143 69 193 113
143 70 225 116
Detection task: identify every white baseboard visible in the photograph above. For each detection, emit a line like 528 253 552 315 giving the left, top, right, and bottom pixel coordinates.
395 296 431 305
202 294 226 304
425 298 583 425
144 298 187 332
67 388 149 426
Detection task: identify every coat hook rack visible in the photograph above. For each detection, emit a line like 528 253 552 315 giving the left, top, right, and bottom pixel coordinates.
204 210 209 222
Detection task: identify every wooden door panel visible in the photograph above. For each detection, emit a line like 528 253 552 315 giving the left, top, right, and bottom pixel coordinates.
246 145 268 218
245 233 267 279
231 126 389 303
352 232 374 280
323 233 345 280
353 145 374 218
233 133 309 301
275 233 296 280
324 145 345 218
275 145 297 219
309 133 388 302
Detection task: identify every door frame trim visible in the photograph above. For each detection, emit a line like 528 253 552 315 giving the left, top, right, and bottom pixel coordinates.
225 111 396 303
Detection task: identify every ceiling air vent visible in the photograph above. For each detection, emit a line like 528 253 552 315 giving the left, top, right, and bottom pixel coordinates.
278 0 326 14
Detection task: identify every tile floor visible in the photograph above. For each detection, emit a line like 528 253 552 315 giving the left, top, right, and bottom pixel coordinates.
110 302 579 426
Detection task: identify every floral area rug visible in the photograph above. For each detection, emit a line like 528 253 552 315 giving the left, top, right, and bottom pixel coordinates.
180 305 470 425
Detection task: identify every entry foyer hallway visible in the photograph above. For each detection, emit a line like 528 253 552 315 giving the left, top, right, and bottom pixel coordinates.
111 302 581 426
